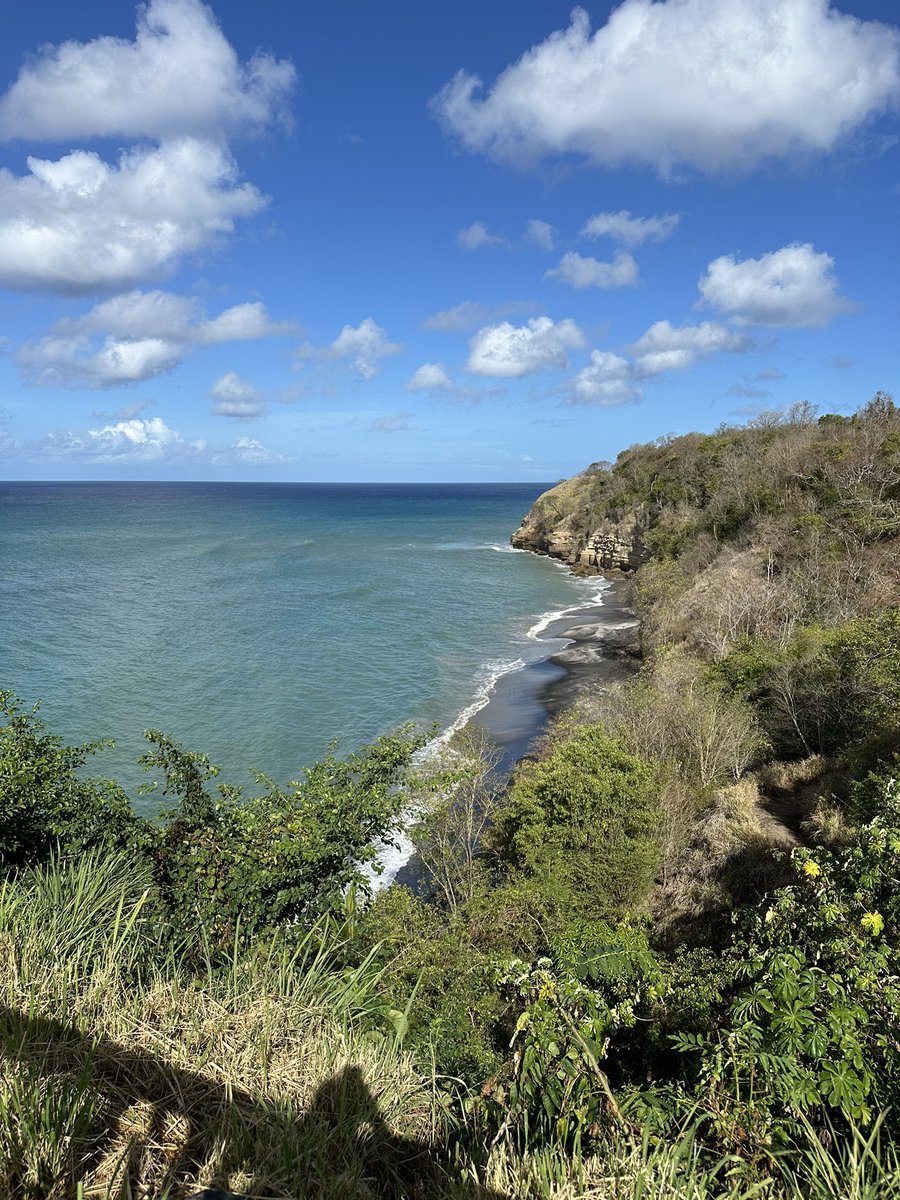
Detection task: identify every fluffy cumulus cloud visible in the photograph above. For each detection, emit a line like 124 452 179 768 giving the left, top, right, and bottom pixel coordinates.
468 316 585 378
433 0 900 176
407 362 453 392
629 320 754 375
581 210 679 246
231 436 284 465
456 220 508 250
698 243 855 328
209 371 266 418
41 416 205 462
323 318 403 380
0 0 294 142
0 1 294 294
546 250 638 289
16 290 296 387
0 140 265 294
568 351 642 406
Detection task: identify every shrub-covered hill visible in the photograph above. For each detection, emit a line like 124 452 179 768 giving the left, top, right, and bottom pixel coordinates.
511 392 900 936
5 393 900 1198
514 392 900 608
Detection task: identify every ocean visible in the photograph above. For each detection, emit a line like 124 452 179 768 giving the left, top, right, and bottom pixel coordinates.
1 482 604 815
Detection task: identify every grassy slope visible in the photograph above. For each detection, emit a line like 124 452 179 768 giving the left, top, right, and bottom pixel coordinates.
5 396 900 1199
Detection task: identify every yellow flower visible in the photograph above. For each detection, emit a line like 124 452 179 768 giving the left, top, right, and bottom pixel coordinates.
861 912 884 936
801 860 821 879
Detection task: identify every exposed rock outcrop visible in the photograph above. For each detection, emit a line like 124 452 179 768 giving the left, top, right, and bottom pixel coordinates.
511 477 646 575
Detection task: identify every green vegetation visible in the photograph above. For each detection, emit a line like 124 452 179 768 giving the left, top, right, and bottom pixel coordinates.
4 393 900 1197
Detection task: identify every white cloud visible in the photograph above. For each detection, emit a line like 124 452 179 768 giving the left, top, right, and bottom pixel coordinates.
580 210 679 246
0 0 294 142
567 351 642 406
198 301 298 343
546 250 638 289
698 242 855 328
209 371 266 418
630 320 754 376
0 1 294 295
525 219 556 250
323 318 403 380
370 413 413 433
0 139 265 293
422 300 537 332
433 1 900 176
468 316 586 378
16 290 295 387
407 362 453 392
456 220 508 250
231 436 284 465
41 416 205 462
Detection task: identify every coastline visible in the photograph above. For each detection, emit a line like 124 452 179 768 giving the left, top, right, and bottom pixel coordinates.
469 574 639 762
387 574 639 888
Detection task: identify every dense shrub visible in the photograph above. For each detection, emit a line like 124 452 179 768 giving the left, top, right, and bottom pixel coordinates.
489 727 661 929
0 690 140 867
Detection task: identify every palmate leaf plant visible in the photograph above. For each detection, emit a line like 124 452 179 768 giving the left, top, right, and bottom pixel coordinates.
671 773 900 1148
483 924 666 1156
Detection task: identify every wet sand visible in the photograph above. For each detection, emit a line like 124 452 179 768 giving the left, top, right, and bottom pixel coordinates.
390 576 639 889
469 576 640 767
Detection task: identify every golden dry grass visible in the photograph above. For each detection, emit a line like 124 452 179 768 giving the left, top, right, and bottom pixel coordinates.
0 852 456 1200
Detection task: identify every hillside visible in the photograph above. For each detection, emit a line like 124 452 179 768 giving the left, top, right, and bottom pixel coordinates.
3 394 900 1198
512 393 900 933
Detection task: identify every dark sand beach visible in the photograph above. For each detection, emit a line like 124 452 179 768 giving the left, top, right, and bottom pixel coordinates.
470 576 640 766
390 577 639 888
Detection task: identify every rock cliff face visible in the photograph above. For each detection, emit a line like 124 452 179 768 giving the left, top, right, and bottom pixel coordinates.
511 478 646 575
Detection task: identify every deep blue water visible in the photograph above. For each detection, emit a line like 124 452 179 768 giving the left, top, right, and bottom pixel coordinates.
0 482 602 813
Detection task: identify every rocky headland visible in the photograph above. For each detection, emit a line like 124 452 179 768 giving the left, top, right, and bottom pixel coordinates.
510 472 645 575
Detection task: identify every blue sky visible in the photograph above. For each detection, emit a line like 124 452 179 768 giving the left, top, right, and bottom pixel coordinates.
0 0 897 481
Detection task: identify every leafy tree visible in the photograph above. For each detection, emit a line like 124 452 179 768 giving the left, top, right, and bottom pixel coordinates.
0 690 140 867
142 726 426 947
489 727 660 930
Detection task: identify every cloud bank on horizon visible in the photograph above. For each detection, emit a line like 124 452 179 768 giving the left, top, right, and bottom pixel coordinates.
0 0 896 479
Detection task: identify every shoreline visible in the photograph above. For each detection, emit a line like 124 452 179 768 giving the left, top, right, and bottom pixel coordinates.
469 574 639 763
388 574 639 888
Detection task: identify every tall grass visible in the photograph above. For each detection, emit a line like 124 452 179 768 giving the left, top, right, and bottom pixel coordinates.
2 852 899 1198
0 851 451 1199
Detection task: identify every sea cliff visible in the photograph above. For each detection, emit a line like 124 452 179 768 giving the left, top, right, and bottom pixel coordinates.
510 470 645 575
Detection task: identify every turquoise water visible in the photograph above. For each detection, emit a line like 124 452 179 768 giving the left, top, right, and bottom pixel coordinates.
1 482 601 813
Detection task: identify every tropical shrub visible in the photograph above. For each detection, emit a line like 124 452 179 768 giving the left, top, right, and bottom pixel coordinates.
489 726 660 931
0 690 139 867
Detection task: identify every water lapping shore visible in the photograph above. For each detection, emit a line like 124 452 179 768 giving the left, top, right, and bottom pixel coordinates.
1 481 612 809
384 575 640 886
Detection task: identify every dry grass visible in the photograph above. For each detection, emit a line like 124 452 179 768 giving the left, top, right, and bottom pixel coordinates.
0 851 456 1200
650 777 797 946
4 853 899 1200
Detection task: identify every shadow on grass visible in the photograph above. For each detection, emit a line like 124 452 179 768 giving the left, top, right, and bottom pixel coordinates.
0 1005 501 1199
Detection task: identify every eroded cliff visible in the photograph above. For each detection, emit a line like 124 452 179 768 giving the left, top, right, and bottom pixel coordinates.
511 471 646 575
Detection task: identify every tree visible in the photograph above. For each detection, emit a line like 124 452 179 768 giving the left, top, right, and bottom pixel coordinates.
410 728 504 913
489 726 660 929
0 690 139 868
142 726 426 947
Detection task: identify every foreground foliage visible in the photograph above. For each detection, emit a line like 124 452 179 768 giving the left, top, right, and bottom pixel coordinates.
4 393 900 1196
